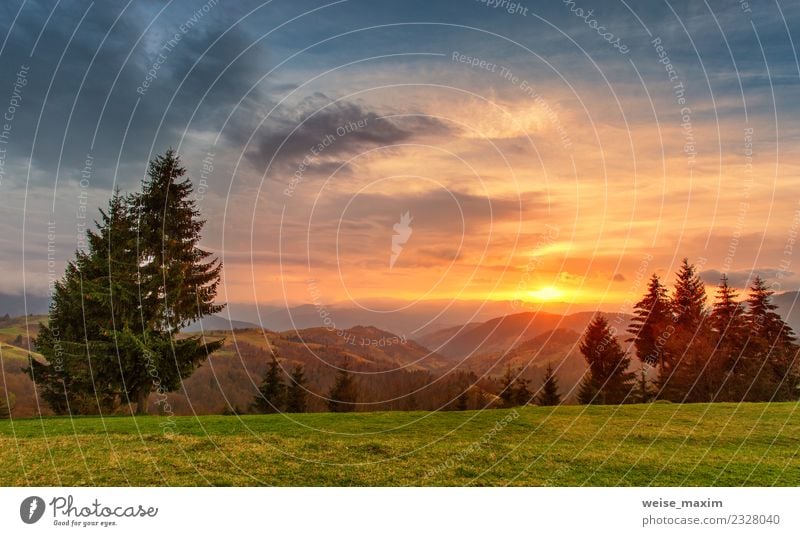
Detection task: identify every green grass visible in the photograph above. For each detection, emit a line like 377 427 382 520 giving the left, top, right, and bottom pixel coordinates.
1 403 798 486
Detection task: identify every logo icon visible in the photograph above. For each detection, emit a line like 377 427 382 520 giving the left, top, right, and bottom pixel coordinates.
20 496 45 524
390 211 413 269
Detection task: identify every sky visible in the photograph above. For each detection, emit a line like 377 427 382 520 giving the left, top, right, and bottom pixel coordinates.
0 0 799 316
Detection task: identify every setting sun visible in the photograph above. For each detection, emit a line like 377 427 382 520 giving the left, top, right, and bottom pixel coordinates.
528 286 564 302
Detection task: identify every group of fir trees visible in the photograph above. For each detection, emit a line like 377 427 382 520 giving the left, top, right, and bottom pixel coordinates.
252 357 308 413
499 363 563 407
579 258 799 404
28 150 224 415
251 358 361 414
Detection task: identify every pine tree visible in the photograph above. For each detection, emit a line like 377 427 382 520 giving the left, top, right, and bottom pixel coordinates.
708 275 747 400
498 365 516 408
578 315 635 404
671 258 707 327
512 375 532 406
253 357 285 413
328 366 358 412
742 276 799 401
285 365 308 413
536 362 562 406
659 259 708 401
627 274 672 366
28 152 224 415
128 150 224 413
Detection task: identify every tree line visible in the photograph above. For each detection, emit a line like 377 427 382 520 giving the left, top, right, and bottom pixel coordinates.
578 259 799 404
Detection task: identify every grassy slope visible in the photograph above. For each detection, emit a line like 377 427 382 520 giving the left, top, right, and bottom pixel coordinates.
1 402 798 486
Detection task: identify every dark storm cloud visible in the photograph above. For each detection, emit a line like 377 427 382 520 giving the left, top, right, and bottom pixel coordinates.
0 0 271 188
240 92 454 170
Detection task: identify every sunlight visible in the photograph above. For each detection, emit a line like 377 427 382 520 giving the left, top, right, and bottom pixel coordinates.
527 286 564 302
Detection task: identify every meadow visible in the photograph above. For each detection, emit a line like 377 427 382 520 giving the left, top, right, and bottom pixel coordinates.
1 402 798 486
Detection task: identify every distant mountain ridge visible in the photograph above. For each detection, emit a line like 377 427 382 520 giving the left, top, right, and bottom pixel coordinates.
185 314 260 332
417 311 634 359
0 293 49 316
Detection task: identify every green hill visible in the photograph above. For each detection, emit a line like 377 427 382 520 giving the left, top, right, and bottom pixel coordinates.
1 403 797 486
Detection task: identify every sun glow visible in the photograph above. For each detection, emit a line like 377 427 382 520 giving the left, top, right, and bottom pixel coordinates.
527 286 564 302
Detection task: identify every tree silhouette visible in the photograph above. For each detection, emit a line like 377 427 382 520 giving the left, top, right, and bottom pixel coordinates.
285 365 308 413
628 274 672 366
536 362 562 406
743 276 799 401
578 315 635 404
659 259 708 401
253 357 285 413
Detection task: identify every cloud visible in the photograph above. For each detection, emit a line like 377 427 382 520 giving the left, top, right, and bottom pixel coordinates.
699 269 795 289
240 93 454 171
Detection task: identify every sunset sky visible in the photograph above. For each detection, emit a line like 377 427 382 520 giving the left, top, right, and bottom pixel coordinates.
1 0 799 316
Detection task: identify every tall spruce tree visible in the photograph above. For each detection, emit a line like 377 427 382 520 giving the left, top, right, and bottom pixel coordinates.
627 274 672 366
708 275 747 400
671 258 707 327
285 365 308 413
536 362 562 406
743 276 799 401
659 259 708 401
127 149 224 413
578 315 635 404
253 357 285 413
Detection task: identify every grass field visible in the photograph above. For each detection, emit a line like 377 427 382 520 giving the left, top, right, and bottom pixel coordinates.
1 402 798 486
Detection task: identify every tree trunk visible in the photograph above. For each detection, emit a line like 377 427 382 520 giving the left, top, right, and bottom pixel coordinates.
135 388 150 415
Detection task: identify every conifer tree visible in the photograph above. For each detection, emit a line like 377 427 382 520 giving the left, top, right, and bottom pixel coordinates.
253 357 285 413
328 366 358 412
708 275 747 400
512 374 532 406
742 276 799 401
498 365 517 408
536 362 562 406
659 259 708 401
578 315 635 404
285 365 308 413
671 258 707 327
28 151 224 415
127 150 224 413
628 274 672 366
